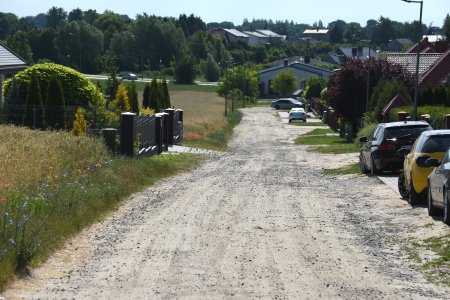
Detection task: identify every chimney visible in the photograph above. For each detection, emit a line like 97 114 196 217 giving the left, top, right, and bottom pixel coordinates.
284 59 289 66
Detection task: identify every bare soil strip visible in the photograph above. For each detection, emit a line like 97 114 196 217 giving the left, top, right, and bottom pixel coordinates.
3 107 450 299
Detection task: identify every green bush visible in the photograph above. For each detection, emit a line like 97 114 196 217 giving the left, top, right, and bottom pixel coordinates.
390 106 450 129
355 121 377 148
3 63 99 107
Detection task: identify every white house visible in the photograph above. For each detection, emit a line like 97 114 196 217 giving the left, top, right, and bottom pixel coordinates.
222 28 249 45
243 31 269 46
258 61 334 96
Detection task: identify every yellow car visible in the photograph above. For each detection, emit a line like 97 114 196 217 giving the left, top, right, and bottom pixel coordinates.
398 130 450 205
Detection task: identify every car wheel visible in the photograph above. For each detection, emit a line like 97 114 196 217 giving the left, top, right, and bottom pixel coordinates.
427 182 439 216
398 172 409 199
275 105 280 109
408 177 421 205
359 153 369 174
444 189 450 225
370 156 379 176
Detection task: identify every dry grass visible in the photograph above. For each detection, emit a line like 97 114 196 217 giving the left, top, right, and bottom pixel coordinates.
0 125 109 197
170 91 226 139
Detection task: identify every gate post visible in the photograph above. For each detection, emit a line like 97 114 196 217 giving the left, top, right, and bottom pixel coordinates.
155 113 163 154
165 108 175 146
120 112 136 156
178 109 184 144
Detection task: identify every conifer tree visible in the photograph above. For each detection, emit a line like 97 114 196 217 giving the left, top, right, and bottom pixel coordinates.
126 80 139 113
149 76 161 112
112 83 131 113
142 83 151 109
161 79 171 109
72 107 87 136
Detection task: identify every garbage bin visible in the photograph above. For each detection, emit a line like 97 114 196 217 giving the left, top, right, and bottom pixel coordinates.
102 128 118 154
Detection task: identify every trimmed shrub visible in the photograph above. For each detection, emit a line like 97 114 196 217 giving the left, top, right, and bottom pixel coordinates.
46 76 66 129
3 63 98 107
149 76 161 112
126 81 139 113
142 83 150 109
111 84 131 114
23 73 44 129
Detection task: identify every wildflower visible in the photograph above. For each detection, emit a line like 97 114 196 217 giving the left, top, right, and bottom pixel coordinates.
53 175 59 180
96 163 103 168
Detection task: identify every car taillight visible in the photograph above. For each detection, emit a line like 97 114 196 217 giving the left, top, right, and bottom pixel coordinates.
378 143 397 151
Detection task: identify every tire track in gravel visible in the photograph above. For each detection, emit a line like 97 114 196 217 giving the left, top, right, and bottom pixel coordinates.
3 106 450 299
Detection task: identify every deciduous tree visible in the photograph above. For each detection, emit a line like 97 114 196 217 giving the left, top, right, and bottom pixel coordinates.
270 70 298 96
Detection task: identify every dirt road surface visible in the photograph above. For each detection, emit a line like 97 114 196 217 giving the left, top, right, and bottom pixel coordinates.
3 107 450 299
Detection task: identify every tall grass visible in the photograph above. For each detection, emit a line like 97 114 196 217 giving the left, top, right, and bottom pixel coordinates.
0 125 202 291
170 91 241 151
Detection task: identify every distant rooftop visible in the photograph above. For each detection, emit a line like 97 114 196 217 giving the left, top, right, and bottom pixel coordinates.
243 31 268 38
255 29 283 38
386 53 442 75
303 29 329 35
223 28 249 38
0 42 28 73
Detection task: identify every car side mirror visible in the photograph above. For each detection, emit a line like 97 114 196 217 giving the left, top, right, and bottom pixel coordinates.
425 158 440 167
359 136 368 143
397 148 410 156
416 155 431 168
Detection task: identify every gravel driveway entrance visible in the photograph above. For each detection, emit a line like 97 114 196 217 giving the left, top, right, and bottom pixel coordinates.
3 107 450 299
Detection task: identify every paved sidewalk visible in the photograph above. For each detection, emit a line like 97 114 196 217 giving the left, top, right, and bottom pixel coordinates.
166 145 225 156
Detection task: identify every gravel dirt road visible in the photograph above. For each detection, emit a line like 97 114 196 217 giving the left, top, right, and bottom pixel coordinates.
3 107 450 299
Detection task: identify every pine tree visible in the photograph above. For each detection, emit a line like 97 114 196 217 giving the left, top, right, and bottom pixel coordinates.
161 78 171 109
142 83 151 109
23 73 45 129
149 76 161 112
126 81 139 113
112 83 131 113
46 76 66 129
72 107 87 136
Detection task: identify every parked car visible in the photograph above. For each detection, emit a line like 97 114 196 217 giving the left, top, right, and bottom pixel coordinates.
271 98 303 110
122 73 138 80
359 121 432 175
426 149 450 224
288 108 307 122
398 130 450 205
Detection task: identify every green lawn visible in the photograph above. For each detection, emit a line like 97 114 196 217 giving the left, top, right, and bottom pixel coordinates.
323 163 360 175
295 128 359 154
290 121 327 127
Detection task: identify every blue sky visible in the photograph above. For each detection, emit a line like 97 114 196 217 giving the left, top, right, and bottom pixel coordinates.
2 0 449 27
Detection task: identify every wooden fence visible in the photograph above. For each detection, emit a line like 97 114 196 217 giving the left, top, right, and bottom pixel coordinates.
310 98 340 132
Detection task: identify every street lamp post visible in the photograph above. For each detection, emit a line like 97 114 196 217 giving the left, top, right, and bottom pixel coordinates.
402 0 423 121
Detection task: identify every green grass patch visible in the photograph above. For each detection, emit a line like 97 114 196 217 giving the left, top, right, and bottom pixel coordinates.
0 153 203 291
323 163 360 175
294 129 359 154
290 121 327 127
302 128 335 136
404 234 450 286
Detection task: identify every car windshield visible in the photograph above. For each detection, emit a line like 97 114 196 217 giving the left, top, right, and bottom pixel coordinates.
384 125 430 139
421 136 450 153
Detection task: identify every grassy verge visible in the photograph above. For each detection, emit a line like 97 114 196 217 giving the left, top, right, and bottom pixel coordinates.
183 109 242 151
403 235 450 286
323 163 360 175
294 128 359 154
290 121 327 127
0 126 203 291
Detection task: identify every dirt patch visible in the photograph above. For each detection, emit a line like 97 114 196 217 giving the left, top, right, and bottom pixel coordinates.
3 107 450 299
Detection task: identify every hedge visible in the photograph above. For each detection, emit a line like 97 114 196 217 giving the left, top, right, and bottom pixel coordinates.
389 106 450 129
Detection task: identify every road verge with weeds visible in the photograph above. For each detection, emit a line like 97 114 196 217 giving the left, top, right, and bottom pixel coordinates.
0 125 203 292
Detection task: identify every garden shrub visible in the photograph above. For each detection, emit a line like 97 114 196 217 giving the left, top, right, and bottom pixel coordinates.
3 63 99 107
390 106 450 129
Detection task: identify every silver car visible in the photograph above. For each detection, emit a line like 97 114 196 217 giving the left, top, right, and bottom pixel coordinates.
271 98 303 110
289 108 307 122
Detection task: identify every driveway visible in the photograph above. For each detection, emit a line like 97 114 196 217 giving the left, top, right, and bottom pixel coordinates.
3 107 450 299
